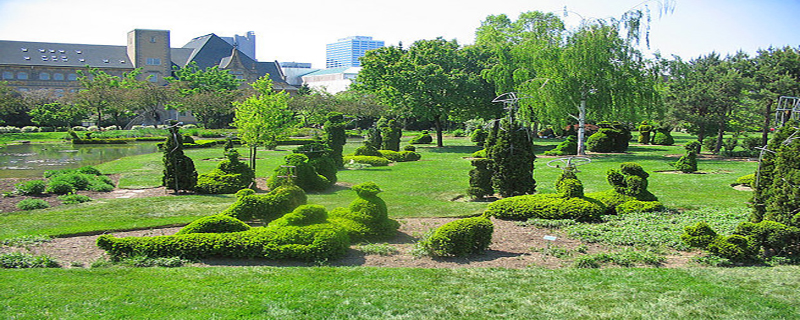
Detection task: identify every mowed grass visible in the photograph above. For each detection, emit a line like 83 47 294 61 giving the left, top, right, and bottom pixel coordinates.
1 132 759 240
1 266 799 319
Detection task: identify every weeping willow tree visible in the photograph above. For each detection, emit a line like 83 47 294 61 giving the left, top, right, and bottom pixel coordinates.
477 2 672 155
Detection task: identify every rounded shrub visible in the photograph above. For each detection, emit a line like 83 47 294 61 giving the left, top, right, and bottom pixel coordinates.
471 149 486 158
732 174 755 187
418 216 494 257
403 145 416 152
354 145 383 157
49 173 90 190
45 180 75 195
652 130 674 145
16 199 50 211
269 205 329 228
176 215 251 235
707 234 757 262
485 194 604 222
220 185 307 222
681 222 718 248
267 153 331 192
57 194 92 204
401 151 421 162
329 182 400 241
734 221 800 256
14 180 46 195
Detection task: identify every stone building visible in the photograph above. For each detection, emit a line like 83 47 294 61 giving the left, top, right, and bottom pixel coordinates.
0 29 296 126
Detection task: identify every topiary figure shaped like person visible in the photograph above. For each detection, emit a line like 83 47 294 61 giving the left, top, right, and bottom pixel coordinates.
329 181 400 241
324 112 347 168
467 158 494 200
587 162 661 214
266 153 331 192
637 121 653 144
672 141 700 173
162 121 197 193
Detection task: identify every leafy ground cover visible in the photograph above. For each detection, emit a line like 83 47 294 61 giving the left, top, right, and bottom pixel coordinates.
1 266 799 319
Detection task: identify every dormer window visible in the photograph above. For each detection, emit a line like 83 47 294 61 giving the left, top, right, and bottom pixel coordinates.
75 50 82 54
79 58 85 62
21 48 28 52
103 59 109 63
39 49 45 53
120 60 126 64
49 49 55 53
41 56 48 61
58 50 65 54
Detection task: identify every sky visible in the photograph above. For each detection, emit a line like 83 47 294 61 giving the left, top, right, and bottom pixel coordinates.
0 0 798 68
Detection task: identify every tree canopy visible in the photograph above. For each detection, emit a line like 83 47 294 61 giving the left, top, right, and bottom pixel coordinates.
168 62 244 129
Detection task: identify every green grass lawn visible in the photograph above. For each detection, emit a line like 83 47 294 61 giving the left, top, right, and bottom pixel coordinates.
1 266 798 319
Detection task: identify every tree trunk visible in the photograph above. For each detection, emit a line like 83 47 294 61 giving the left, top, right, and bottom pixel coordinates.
434 115 444 147
697 126 706 146
713 126 725 154
762 100 772 146
250 145 257 175
577 96 587 156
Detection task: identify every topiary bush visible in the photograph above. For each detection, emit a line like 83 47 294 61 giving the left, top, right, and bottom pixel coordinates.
294 143 338 185
16 199 50 211
162 123 197 193
651 124 674 145
671 141 699 173
329 182 400 242
195 149 255 194
379 150 422 162
586 122 631 153
751 121 800 226
14 180 46 195
96 222 350 262
706 234 757 262
417 216 494 257
403 145 416 152
543 136 578 156
467 158 494 200
378 118 402 151
220 186 307 222
364 126 383 150
681 222 719 248
266 154 331 192
470 128 488 147
354 145 383 157
487 118 536 197
732 174 755 187
410 130 433 144
471 149 486 158
585 162 661 214
734 220 800 257
343 156 390 167
485 194 605 222
324 112 347 168
637 121 653 144
176 215 251 235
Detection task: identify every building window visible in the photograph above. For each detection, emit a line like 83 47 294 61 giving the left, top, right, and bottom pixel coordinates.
53 73 64 81
17 72 28 80
2 71 12 80
67 73 78 81
150 36 157 43
146 58 161 65
39 73 50 80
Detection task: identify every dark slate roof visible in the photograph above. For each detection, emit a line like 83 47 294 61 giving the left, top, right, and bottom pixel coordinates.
256 61 292 88
0 40 131 68
181 34 238 69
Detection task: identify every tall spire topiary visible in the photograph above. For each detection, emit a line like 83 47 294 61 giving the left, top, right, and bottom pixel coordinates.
323 112 347 168
751 121 800 226
487 118 536 197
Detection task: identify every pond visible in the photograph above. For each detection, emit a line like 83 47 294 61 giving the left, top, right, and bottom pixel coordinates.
0 142 159 179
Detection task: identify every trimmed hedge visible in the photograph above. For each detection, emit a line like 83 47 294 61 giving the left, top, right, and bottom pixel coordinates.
329 182 400 241
195 149 255 194
354 145 383 157
379 150 422 162
343 156 390 167
176 215 251 235
418 216 494 257
220 186 307 222
485 194 604 222
96 223 350 262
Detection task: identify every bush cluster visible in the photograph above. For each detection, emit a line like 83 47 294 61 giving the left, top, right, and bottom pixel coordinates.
328 182 400 241
410 130 433 144
732 174 755 187
751 121 800 226
267 154 331 192
16 199 50 211
671 141 700 173
57 193 92 204
196 149 255 194
44 166 115 194
417 216 494 257
0 252 60 268
378 150 422 162
682 220 800 262
220 186 307 222
14 180 46 195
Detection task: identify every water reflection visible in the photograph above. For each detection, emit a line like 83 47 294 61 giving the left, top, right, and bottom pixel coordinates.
0 142 159 178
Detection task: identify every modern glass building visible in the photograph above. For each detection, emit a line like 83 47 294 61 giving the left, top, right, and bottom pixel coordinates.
326 36 384 68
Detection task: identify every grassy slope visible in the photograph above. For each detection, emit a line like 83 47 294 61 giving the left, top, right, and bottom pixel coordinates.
1 266 798 319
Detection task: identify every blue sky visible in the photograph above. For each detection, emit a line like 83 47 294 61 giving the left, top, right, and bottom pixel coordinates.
0 0 798 68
